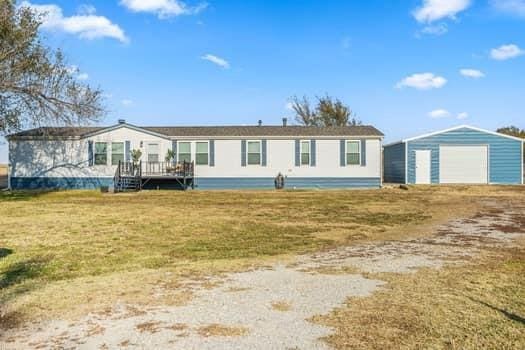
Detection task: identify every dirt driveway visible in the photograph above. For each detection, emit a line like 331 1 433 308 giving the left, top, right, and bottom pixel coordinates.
2 200 524 349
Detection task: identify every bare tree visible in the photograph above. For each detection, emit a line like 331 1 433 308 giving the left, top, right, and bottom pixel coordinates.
290 96 319 126
0 0 105 135
289 95 361 127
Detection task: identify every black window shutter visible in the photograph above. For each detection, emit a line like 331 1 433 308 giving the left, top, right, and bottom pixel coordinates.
261 139 267 166
209 140 215 167
125 141 131 162
241 140 247 167
340 140 346 167
295 140 300 167
310 140 316 167
361 139 367 166
88 140 94 166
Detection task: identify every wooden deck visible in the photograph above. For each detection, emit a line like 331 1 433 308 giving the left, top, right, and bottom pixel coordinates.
114 161 195 191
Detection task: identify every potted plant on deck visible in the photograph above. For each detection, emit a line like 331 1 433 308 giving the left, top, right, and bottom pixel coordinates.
165 150 175 173
130 149 142 175
131 149 142 165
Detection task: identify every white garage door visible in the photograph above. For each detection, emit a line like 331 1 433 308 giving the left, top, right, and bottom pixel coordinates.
439 145 488 184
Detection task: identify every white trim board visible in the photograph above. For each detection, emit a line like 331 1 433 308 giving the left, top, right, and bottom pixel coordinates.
403 125 525 143
384 125 524 147
82 123 172 140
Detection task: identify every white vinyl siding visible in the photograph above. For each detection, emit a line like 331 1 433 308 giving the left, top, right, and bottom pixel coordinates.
8 125 382 181
111 142 124 166
346 141 360 165
247 141 261 165
196 142 209 165
94 142 107 165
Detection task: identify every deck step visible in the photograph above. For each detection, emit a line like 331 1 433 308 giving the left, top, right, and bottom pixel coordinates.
115 176 141 192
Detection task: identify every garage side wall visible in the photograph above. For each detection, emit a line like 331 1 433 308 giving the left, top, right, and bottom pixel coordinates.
383 142 406 183
406 127 522 185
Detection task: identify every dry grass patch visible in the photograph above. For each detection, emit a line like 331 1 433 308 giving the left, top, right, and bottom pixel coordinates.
135 321 163 334
166 323 188 331
197 323 249 337
301 266 361 275
226 286 251 293
85 323 105 337
118 340 130 347
271 301 293 312
313 247 525 350
0 186 519 327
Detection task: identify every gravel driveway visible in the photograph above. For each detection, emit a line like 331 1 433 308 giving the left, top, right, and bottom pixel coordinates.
2 201 524 350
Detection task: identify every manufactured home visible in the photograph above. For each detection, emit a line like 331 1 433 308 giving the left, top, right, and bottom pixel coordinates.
383 125 524 185
6 120 384 190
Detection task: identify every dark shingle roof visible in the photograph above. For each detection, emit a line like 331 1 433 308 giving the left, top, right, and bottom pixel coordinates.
8 124 383 139
7 127 105 138
144 125 383 137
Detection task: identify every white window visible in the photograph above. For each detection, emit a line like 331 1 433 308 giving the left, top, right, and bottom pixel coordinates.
178 142 191 163
147 143 160 163
301 141 310 166
196 142 209 165
111 142 124 166
247 141 261 165
346 141 360 165
94 142 107 165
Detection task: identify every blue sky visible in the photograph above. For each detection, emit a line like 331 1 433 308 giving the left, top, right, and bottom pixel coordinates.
1 0 525 163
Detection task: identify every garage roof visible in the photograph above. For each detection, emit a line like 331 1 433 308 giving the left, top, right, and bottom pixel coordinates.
385 125 524 147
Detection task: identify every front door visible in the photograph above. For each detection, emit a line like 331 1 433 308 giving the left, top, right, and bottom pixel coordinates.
415 150 431 184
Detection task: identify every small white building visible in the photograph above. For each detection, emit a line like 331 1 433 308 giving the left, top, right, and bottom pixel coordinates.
7 120 384 190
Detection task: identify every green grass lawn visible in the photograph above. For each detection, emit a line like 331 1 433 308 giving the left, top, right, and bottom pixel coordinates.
0 186 523 328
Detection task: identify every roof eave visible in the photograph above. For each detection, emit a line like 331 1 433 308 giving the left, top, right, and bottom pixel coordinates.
402 125 525 143
6 135 82 141
80 123 172 140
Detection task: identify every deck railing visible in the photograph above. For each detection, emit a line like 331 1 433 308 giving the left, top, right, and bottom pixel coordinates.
118 161 194 177
118 161 142 177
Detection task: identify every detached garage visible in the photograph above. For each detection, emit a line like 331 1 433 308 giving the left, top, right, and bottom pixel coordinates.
384 125 524 185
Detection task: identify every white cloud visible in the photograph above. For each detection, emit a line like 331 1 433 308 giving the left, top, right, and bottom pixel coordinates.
490 0 525 17
396 73 447 90
419 22 448 35
428 110 469 119
413 0 472 23
201 54 230 69
77 73 89 81
67 65 89 80
120 0 207 18
20 2 128 43
457 112 469 120
121 99 133 106
285 102 295 111
460 68 485 78
66 65 79 74
490 44 524 60
428 109 451 118
77 4 96 16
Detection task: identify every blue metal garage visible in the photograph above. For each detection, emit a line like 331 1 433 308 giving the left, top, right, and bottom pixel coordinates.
383 125 524 185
